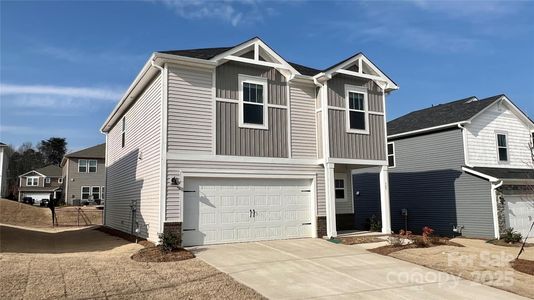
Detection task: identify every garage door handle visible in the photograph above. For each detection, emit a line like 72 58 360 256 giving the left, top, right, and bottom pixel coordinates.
250 210 252 218
253 209 256 217
302 222 312 225
183 229 195 231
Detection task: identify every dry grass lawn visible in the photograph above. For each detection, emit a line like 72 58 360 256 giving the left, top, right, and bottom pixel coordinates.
389 237 534 299
0 224 264 300
0 199 102 227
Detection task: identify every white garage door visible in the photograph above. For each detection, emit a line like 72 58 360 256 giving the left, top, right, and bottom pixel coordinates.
505 195 534 239
182 178 313 246
23 193 51 201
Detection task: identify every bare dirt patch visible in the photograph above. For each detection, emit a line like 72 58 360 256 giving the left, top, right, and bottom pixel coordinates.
0 224 264 300
0 198 102 227
132 246 195 262
388 238 534 298
337 236 385 245
511 259 534 276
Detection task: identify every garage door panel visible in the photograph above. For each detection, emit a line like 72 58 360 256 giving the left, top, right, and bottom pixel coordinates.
505 195 534 239
183 177 313 246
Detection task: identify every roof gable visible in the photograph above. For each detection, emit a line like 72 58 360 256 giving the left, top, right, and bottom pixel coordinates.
388 95 504 137
20 165 62 177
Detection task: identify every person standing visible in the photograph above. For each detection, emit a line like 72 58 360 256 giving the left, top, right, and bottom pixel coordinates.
48 192 56 227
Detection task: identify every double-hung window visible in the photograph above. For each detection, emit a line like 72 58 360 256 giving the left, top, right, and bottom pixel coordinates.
496 133 509 162
91 186 101 200
335 179 345 200
79 159 97 173
26 177 39 186
239 75 268 129
387 142 396 168
345 85 369 134
81 186 90 199
45 177 51 184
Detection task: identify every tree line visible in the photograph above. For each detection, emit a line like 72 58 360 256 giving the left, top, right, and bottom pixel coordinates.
4 137 67 198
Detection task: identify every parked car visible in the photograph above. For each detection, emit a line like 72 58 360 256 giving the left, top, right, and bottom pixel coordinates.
22 197 34 205
39 199 49 207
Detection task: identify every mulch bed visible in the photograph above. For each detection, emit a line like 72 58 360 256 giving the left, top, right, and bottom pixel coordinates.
368 236 463 256
337 236 385 245
131 246 195 263
511 259 534 276
487 239 534 247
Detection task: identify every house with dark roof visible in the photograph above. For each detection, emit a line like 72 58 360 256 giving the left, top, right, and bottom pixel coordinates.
354 95 534 240
60 143 106 205
18 165 63 204
100 37 399 245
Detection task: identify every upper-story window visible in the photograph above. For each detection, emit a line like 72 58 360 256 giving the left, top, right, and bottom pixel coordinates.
121 117 126 148
496 133 508 162
387 142 396 168
45 178 51 184
239 75 268 129
26 177 39 186
345 85 369 134
79 159 97 173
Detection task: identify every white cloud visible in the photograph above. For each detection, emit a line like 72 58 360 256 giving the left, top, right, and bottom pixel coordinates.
155 0 266 26
1 83 123 101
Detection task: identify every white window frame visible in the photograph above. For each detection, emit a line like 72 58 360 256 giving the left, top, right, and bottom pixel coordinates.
334 174 347 202
81 186 90 200
495 132 509 163
345 84 369 134
78 159 87 173
101 186 105 200
387 142 396 168
26 177 39 186
238 74 269 130
121 117 126 148
88 160 97 173
91 186 101 200
45 177 51 184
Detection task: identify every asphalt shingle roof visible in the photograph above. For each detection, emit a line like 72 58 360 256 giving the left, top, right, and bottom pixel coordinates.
34 165 62 177
158 45 324 76
466 167 534 181
65 143 105 159
387 95 504 136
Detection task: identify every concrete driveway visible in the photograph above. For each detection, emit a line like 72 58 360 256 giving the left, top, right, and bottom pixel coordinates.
192 239 526 299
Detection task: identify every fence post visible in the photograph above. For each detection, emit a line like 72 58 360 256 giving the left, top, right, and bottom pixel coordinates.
77 207 80 227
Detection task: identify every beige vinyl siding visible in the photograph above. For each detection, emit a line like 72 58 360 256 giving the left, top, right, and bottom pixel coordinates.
216 61 287 106
327 74 383 112
329 111 386 160
64 157 106 203
290 83 317 159
216 102 288 157
105 74 162 242
316 112 323 159
167 65 213 153
165 160 326 221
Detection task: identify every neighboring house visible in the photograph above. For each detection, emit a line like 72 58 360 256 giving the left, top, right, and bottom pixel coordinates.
100 37 399 245
18 165 63 202
60 143 106 205
0 142 8 198
354 95 534 239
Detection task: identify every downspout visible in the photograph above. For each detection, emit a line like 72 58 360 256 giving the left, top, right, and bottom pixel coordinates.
458 123 472 167
151 59 168 238
491 180 504 240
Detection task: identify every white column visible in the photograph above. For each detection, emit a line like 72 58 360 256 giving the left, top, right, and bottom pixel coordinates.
324 162 337 238
379 165 391 234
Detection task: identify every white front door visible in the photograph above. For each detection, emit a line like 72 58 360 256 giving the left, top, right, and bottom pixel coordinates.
182 177 313 246
505 195 534 239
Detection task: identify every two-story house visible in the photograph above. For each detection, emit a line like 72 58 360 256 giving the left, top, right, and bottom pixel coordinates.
354 95 534 239
60 143 106 205
18 165 63 204
101 37 398 245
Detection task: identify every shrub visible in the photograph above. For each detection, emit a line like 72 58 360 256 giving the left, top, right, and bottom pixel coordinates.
368 215 381 232
387 235 404 247
158 231 180 252
502 228 523 244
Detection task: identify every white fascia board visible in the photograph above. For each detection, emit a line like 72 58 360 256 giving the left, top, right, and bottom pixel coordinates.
461 166 499 182
19 170 46 177
388 122 468 140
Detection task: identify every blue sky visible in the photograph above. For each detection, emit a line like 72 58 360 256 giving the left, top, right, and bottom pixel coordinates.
1 0 533 151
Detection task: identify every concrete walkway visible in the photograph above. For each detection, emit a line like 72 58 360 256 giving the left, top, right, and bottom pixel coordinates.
192 239 527 299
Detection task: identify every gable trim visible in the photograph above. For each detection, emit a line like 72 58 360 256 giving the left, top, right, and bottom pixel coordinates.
467 96 534 130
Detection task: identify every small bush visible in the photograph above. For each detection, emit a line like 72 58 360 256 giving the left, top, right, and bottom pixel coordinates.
368 215 381 232
387 235 404 247
158 231 179 252
502 228 523 244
